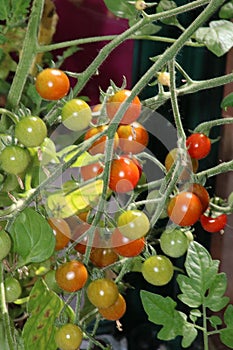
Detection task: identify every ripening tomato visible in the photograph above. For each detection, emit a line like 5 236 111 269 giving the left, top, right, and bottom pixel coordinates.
186 183 210 213
142 255 174 286
186 133 211 160
167 191 202 226
55 260 88 292
109 156 140 193
111 228 145 257
80 162 103 181
98 293 126 321
35 68 70 100
165 148 198 180
106 89 141 124
200 213 227 233
90 247 118 267
117 210 150 240
117 122 149 154
48 217 71 251
87 278 119 308
61 99 92 131
55 324 83 350
84 125 119 155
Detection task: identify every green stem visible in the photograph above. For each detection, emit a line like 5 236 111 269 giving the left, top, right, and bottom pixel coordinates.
7 0 45 109
0 262 15 350
202 305 209 350
194 117 233 134
194 160 233 180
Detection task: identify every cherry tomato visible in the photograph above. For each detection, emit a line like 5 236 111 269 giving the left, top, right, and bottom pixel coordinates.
84 125 119 155
0 145 31 175
98 293 126 321
200 213 227 233
186 133 211 160
35 68 70 100
87 278 119 308
73 223 99 254
15 116 47 148
117 210 150 240
165 148 198 180
109 156 140 193
90 247 118 267
61 98 92 131
48 218 71 251
55 260 88 292
117 122 149 154
55 323 83 350
167 192 203 226
142 255 174 286
80 162 103 181
0 230 11 260
111 228 145 257
160 228 189 258
106 89 141 125
5 276 22 303
186 183 210 213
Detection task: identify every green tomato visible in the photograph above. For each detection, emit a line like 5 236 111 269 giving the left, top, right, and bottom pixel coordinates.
0 230 11 260
160 228 189 258
15 116 47 147
55 324 83 350
4 276 22 303
117 210 150 239
61 99 92 131
44 270 62 293
1 174 19 192
142 255 174 286
0 145 31 175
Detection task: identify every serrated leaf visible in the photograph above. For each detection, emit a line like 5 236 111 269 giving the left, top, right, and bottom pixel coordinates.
23 279 74 350
103 0 137 19
220 328 233 349
9 208 56 266
177 275 203 308
156 0 180 27
209 315 222 327
219 1 233 19
204 273 229 312
221 92 233 110
194 20 233 57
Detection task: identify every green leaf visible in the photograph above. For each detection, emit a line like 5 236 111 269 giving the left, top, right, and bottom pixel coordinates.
0 0 10 21
10 0 31 22
129 19 161 36
224 304 233 328
177 241 219 308
9 208 56 266
103 0 137 19
209 315 222 328
23 279 74 350
156 0 181 27
204 273 229 312
219 1 233 19
141 290 198 347
220 328 233 349
221 92 233 110
194 20 233 57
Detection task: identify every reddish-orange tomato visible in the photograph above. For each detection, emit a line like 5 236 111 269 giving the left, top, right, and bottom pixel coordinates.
165 148 198 180
117 122 149 154
186 133 211 160
106 89 141 124
80 162 103 181
109 156 140 193
98 293 126 321
84 125 119 155
111 229 145 257
167 191 203 226
90 247 118 267
48 218 71 251
55 260 88 292
186 183 210 213
35 68 70 100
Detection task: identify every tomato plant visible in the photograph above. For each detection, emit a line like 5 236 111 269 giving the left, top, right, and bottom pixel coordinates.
35 68 70 100
55 324 83 350
80 162 103 181
55 260 88 292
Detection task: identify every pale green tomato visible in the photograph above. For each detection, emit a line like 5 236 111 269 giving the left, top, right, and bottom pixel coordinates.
142 255 174 286
61 99 92 131
117 210 150 239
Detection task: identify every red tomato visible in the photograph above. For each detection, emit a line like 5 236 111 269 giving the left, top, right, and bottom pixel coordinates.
117 122 149 154
84 125 119 155
35 68 70 100
106 89 141 124
111 228 145 257
80 162 103 181
186 183 210 213
200 213 227 232
186 133 211 160
109 156 140 193
167 192 203 226
55 260 88 292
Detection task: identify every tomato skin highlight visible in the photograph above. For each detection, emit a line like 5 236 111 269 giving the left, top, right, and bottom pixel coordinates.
55 260 88 292
186 133 211 160
106 89 141 125
98 293 126 321
167 192 203 226
109 156 140 193
35 68 70 100
200 213 227 232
